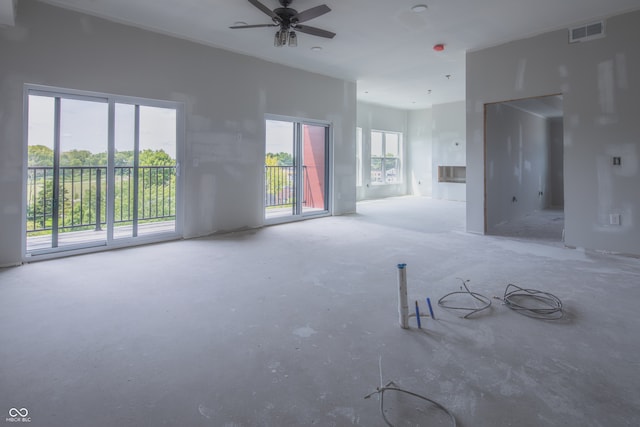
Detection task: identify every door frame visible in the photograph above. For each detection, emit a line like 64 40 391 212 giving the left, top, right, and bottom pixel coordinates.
22 84 185 261
483 93 564 236
264 114 332 225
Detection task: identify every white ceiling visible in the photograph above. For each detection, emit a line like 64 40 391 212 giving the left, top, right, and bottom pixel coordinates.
31 0 640 109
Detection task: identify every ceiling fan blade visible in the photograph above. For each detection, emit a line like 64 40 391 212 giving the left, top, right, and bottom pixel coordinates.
229 23 278 29
293 5 331 23
295 25 336 39
248 0 280 20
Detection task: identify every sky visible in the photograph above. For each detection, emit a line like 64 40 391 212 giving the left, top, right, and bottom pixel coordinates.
265 119 294 155
28 95 177 159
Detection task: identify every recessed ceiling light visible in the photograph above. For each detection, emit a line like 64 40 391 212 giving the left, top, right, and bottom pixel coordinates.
411 4 428 13
233 21 248 26
311 46 322 52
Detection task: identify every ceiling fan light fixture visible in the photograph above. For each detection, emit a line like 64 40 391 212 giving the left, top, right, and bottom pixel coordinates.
411 4 428 13
237 0 335 47
288 31 297 46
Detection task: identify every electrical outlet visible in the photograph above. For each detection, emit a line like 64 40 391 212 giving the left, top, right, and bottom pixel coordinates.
613 156 621 166
609 214 621 226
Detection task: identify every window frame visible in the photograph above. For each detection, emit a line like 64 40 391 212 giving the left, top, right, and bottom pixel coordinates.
356 127 363 187
22 83 185 261
370 130 403 185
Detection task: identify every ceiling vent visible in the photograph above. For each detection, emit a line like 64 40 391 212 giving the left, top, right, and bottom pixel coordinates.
569 20 605 43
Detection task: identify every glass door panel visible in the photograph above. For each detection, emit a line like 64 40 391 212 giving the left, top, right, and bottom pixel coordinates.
137 106 177 236
57 98 109 248
26 95 56 252
113 103 136 239
26 94 108 252
265 119 296 220
301 124 328 215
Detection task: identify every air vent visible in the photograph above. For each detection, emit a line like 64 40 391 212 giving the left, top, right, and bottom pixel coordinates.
569 20 605 43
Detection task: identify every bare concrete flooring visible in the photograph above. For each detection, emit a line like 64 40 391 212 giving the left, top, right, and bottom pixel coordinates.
1 196 639 426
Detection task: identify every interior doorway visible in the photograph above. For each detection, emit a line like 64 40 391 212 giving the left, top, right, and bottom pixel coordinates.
484 94 564 242
264 117 330 222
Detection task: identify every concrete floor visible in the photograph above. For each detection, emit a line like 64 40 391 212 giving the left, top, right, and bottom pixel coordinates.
1 196 639 426
490 209 565 242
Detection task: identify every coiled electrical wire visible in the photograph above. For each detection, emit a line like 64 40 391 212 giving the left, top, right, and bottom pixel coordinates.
501 283 563 320
365 381 457 427
437 279 491 318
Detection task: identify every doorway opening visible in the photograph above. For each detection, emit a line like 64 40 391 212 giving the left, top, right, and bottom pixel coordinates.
264 117 330 222
484 94 564 242
24 86 182 258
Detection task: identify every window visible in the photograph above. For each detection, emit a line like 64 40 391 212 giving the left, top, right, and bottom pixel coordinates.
356 127 363 187
371 130 402 184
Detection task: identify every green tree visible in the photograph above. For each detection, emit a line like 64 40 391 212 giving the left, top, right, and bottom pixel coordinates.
28 145 54 166
88 151 108 166
140 149 174 166
114 150 134 166
60 149 92 166
265 152 294 207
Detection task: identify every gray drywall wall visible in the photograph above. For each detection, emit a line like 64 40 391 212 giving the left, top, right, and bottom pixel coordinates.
356 102 408 201
548 117 565 208
408 108 433 196
0 0 356 267
467 10 640 254
485 104 549 231
432 101 466 201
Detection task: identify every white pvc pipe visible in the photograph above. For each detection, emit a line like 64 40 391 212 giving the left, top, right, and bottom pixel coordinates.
397 263 409 329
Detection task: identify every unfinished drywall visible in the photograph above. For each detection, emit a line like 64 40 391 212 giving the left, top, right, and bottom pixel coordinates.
485 104 550 231
0 0 356 267
0 0 15 26
467 9 640 254
356 102 408 201
548 117 565 208
408 108 433 196
432 101 466 201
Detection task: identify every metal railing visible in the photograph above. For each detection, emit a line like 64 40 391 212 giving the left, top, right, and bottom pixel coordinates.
265 165 296 207
26 165 176 235
265 165 319 209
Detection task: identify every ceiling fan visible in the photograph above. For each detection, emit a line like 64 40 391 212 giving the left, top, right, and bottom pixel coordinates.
230 0 336 47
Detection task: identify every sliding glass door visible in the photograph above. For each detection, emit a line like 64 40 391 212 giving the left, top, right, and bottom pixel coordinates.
25 87 181 257
112 104 177 240
26 94 109 252
264 118 330 222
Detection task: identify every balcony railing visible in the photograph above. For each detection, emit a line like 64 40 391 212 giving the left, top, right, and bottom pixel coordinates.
265 165 316 208
26 165 176 235
265 165 295 207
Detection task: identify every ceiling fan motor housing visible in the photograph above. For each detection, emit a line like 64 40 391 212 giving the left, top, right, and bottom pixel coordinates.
274 7 298 28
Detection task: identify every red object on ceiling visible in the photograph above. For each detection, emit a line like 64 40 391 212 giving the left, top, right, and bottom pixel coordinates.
433 44 445 51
